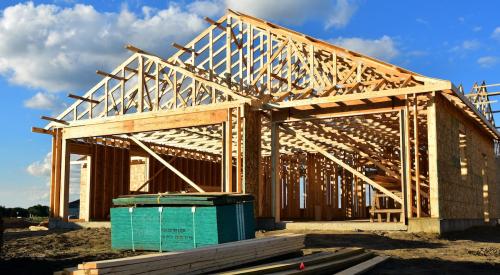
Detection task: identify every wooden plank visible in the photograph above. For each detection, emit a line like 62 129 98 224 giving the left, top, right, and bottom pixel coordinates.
413 94 421 218
128 135 205 193
271 121 281 222
78 234 304 271
236 107 242 193
264 81 452 109
226 108 233 192
219 248 365 275
62 108 229 139
59 137 70 221
404 98 412 219
335 255 389 275
41 116 68 125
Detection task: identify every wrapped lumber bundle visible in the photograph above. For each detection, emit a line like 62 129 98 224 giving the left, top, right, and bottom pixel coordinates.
55 233 305 275
111 193 255 251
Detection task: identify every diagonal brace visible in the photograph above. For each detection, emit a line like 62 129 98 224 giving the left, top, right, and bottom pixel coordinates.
280 123 403 203
128 135 205 192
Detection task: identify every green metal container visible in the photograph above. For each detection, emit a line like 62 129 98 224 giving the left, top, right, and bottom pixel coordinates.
111 193 255 251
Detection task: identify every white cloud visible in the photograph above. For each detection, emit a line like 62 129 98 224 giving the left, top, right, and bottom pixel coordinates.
416 18 429 26
492 27 500 40
325 0 357 29
225 0 357 29
330 35 399 61
188 0 222 18
477 56 498 68
461 40 480 50
24 92 65 111
27 152 52 178
451 39 480 52
0 2 207 93
0 1 358 96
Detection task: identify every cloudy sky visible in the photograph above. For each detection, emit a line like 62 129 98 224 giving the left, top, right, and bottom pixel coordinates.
0 0 499 207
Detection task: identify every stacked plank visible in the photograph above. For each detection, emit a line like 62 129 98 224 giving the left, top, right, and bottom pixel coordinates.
54 233 305 275
215 248 388 275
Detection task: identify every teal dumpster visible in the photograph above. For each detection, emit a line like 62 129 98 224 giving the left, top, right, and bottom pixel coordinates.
110 193 255 251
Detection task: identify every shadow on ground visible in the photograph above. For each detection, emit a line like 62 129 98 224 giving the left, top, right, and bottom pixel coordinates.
305 233 444 250
368 257 499 275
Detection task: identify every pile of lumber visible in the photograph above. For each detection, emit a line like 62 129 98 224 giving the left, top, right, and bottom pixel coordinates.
216 248 388 275
55 233 305 275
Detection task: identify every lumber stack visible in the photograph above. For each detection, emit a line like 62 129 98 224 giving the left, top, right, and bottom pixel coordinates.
215 247 388 275
54 233 305 275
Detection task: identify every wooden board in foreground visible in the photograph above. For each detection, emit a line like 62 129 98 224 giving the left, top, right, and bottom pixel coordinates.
55 233 305 275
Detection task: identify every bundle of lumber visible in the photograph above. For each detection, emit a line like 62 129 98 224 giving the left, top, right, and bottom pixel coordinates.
215 248 388 275
54 233 305 275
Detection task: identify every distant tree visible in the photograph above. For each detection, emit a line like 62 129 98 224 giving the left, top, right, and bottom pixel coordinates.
0 205 5 217
27 205 49 217
11 207 29 217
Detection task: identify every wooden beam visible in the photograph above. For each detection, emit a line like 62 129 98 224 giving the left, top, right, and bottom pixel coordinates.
125 44 155 56
68 93 101 104
172 43 197 55
271 121 281 222
404 98 412 219
271 101 405 122
59 138 70 221
413 94 421 218
134 153 180 193
62 108 229 139
32 127 54 135
96 70 126 81
281 123 403 203
41 116 69 125
128 135 205 193
264 81 452 109
236 107 242 193
225 108 233 192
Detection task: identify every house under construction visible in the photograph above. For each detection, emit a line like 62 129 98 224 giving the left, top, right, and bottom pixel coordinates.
34 10 500 233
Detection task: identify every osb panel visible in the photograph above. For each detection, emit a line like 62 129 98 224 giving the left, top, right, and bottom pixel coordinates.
79 164 88 220
130 161 148 191
435 94 498 220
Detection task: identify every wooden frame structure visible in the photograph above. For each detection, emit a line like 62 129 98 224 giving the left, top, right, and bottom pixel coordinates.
35 10 499 229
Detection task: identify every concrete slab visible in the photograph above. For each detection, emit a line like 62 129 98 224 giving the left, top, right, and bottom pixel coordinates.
277 220 407 231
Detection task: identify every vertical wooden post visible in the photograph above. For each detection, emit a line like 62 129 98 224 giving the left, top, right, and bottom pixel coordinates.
59 137 71 221
155 62 160 111
50 129 62 218
104 81 108 117
83 156 92 222
427 92 440 218
236 107 242 193
271 120 281 222
138 55 144 112
242 108 261 214
120 68 125 115
413 94 422 218
221 122 226 191
225 108 233 192
225 15 232 95
399 109 408 224
405 97 413 219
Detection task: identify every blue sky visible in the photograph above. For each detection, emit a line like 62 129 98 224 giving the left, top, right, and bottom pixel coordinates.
0 0 499 207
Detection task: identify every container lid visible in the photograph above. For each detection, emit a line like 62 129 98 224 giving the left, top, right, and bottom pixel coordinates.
113 192 254 206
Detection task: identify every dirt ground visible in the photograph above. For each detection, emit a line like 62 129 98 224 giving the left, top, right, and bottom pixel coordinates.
263 227 500 274
1 225 499 274
0 228 148 274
